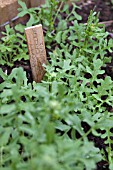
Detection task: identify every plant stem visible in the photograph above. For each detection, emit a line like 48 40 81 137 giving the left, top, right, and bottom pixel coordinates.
53 1 64 23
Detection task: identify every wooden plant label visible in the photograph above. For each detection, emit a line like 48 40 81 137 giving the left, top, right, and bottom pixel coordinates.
25 24 47 82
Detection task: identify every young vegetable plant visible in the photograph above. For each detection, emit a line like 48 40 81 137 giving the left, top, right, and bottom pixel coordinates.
0 25 28 66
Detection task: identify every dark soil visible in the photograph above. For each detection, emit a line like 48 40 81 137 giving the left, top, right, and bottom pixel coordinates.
0 0 113 169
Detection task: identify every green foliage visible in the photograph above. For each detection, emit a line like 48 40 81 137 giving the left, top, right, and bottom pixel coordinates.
0 0 113 169
0 25 28 66
0 67 102 170
0 0 82 66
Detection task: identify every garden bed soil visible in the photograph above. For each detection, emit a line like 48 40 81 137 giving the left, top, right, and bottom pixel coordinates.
0 0 113 169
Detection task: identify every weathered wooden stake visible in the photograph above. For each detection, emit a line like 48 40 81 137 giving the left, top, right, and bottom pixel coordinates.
25 24 47 82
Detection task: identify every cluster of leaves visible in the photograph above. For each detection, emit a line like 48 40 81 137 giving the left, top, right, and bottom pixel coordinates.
0 24 28 66
0 0 113 169
0 67 102 170
0 0 81 65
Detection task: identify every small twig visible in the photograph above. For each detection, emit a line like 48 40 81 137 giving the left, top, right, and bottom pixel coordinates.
108 32 113 38
98 20 113 27
53 1 64 23
84 20 113 27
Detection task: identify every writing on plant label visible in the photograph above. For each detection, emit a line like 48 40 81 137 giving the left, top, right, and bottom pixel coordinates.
25 24 47 82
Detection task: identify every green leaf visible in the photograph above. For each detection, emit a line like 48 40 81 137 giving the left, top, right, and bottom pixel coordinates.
0 127 12 146
0 104 16 114
55 31 62 44
27 14 35 27
15 24 25 33
18 10 28 17
63 59 72 71
0 68 7 80
18 0 27 11
57 20 67 31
